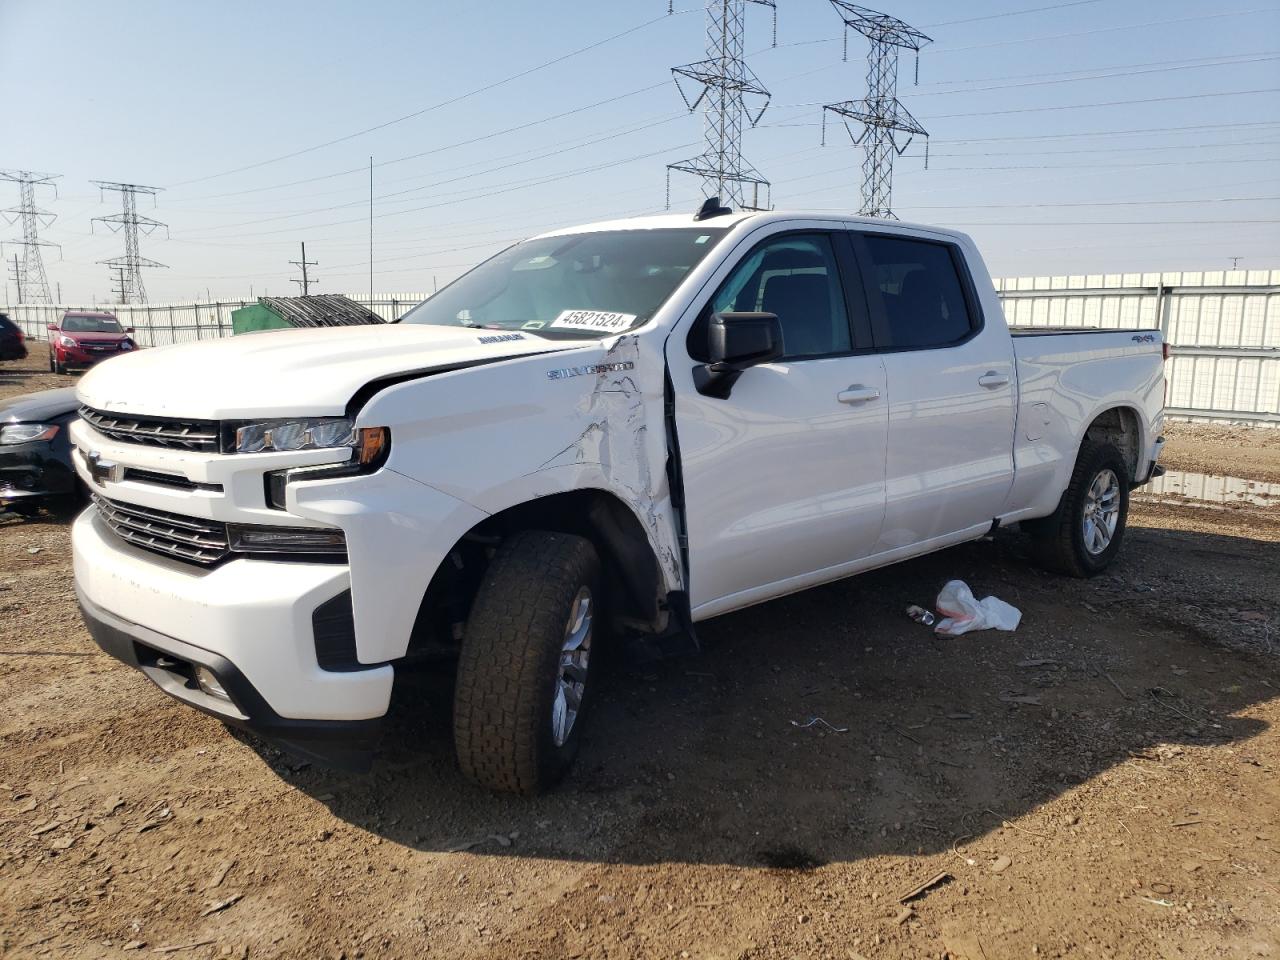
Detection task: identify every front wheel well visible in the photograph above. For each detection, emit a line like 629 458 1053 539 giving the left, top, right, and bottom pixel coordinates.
406 490 668 659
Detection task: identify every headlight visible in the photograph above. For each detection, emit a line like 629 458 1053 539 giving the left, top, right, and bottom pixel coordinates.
58 335 76 348
1 423 59 444
120 341 134 351
233 417 387 460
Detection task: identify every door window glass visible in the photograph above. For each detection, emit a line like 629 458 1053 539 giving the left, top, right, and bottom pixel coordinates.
700 233 852 360
860 235 975 349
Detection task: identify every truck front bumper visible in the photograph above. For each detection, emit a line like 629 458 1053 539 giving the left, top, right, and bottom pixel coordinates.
73 508 394 770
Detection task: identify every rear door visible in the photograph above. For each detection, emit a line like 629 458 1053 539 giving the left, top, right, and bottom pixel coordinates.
849 231 1016 551
670 226 888 618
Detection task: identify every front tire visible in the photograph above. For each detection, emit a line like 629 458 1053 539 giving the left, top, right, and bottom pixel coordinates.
1029 439 1129 577
453 530 602 795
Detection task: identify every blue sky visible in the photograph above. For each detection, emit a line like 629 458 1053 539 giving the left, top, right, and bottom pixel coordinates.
2 0 1278 303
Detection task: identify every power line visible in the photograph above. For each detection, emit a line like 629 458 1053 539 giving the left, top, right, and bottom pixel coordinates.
923 50 1279 87
168 11 694 188
921 0 1103 28
179 142 698 241
183 113 688 234
911 156 1280 172
900 196 1280 210
169 83 674 204
924 119 1280 145
920 86 1280 121
906 55 1280 98
930 8 1279 55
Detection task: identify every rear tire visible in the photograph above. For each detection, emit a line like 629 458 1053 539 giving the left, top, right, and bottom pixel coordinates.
1029 439 1129 578
453 530 602 795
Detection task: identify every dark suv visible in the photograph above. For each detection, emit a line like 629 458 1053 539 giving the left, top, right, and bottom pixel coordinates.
0 313 28 362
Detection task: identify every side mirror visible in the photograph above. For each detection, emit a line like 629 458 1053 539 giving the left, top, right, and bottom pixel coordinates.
47 324 57 332
125 327 135 333
693 311 784 398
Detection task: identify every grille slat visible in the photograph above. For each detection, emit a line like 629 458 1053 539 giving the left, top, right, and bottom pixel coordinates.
92 493 229 565
80 406 220 451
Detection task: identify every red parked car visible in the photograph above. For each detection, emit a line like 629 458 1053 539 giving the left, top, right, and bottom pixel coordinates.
47 311 136 374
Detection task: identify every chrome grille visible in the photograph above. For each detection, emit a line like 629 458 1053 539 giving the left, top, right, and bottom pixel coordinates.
91 493 229 565
79 406 221 452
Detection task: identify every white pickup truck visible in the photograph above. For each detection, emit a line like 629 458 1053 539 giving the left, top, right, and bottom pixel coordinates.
70 206 1166 793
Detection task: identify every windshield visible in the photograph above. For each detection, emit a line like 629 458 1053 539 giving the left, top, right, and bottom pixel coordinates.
399 228 728 338
63 315 123 334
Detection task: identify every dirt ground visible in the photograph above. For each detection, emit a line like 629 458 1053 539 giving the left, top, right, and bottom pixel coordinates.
1 351 1278 960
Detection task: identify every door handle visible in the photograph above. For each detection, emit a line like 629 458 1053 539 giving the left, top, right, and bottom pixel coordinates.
837 385 881 404
978 371 1010 389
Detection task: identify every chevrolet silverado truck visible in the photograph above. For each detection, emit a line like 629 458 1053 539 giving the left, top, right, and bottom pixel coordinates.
70 205 1165 794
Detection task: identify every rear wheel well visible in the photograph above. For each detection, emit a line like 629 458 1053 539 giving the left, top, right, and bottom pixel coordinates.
406 490 667 659
1083 406 1141 481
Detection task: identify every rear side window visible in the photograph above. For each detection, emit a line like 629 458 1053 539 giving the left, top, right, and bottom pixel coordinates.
0 315 17 333
859 235 976 350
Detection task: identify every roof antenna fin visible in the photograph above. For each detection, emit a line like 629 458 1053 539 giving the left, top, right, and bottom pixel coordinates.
694 196 733 222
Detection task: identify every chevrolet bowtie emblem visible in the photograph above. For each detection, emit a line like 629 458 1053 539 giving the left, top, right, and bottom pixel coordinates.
87 451 123 486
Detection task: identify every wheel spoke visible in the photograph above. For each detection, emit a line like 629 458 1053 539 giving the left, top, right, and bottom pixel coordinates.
551 687 568 743
550 586 594 747
562 681 583 712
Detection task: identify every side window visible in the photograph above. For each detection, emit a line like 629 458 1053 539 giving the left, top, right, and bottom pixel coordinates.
690 233 852 361
859 235 977 350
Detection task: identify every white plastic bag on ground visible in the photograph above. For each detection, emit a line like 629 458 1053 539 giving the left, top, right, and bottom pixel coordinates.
933 579 1022 636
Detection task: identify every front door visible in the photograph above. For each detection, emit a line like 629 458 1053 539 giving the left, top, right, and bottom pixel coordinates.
670 229 889 618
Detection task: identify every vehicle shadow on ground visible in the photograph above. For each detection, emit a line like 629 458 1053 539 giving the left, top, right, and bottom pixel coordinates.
260 526 1277 868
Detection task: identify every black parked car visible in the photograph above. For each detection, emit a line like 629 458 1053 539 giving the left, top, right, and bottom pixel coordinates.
0 313 28 362
0 388 82 515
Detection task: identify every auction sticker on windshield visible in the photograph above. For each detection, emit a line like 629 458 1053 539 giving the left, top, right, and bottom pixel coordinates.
550 310 637 333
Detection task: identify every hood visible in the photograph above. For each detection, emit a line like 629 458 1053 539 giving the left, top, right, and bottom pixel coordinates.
76 323 570 418
1 387 80 424
62 331 129 342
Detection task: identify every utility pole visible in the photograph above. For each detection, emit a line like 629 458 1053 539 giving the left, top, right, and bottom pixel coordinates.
667 0 777 212
9 254 23 304
1229 256 1242 269
289 241 318 296
91 181 168 304
821 2 931 219
110 266 129 304
0 169 61 303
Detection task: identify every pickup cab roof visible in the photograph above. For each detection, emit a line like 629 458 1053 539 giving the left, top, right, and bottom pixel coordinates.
533 209 975 246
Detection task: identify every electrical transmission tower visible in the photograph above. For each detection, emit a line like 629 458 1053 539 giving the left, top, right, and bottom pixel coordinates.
821 2 930 219
0 170 61 304
289 242 318 296
667 0 777 212
91 181 168 304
